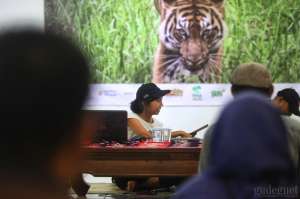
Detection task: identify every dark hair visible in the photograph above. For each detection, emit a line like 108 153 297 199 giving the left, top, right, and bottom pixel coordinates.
276 88 300 116
0 30 90 173
130 99 142 114
231 84 273 97
130 99 148 114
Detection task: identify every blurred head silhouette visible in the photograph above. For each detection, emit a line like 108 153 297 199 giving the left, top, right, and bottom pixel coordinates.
208 93 297 198
0 29 90 198
210 93 294 178
174 93 297 199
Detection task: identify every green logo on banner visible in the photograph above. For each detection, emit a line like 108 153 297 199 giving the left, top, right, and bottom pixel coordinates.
211 89 225 97
192 85 202 100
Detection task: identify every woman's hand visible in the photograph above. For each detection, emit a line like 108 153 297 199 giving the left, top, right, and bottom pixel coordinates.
171 131 192 138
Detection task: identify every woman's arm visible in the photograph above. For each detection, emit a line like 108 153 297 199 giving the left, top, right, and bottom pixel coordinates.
128 118 152 138
171 131 192 138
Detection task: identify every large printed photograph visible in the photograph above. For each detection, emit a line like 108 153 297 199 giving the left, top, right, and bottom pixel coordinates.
45 0 300 83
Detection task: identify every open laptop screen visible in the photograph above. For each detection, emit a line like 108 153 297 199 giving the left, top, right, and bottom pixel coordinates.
84 110 128 143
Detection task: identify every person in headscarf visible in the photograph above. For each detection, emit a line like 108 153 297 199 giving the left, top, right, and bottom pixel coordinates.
173 93 298 199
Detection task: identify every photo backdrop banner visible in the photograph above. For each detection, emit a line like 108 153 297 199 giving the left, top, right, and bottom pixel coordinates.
86 84 300 106
45 0 300 84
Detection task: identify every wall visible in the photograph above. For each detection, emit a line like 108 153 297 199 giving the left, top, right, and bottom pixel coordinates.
0 0 44 31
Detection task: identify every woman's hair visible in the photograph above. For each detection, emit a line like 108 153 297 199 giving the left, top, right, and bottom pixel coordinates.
130 99 146 114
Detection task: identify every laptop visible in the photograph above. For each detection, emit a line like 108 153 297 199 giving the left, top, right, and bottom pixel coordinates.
84 110 128 143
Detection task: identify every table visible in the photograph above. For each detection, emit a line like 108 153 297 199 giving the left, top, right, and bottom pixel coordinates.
81 146 201 177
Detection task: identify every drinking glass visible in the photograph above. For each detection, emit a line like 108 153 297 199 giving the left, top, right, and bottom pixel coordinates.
150 128 171 142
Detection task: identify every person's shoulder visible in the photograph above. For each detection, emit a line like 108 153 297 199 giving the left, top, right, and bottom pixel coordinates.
173 174 227 199
280 115 300 141
172 175 203 199
281 115 300 129
128 112 140 119
290 114 300 122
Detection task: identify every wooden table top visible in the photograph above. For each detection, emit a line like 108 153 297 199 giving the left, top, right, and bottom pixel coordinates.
81 143 202 176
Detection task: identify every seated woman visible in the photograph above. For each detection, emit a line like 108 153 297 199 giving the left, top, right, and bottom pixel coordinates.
128 83 191 140
113 83 191 192
172 92 297 199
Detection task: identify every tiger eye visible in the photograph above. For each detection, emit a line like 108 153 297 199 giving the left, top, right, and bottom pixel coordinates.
179 29 186 35
207 28 218 42
201 29 210 40
174 29 186 41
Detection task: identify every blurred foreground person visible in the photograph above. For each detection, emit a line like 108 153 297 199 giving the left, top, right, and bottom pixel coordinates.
0 30 90 199
173 93 298 199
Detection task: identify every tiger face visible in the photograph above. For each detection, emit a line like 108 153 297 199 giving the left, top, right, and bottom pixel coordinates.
153 0 227 83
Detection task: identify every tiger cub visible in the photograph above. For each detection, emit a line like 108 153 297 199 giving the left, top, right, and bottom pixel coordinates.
152 0 227 83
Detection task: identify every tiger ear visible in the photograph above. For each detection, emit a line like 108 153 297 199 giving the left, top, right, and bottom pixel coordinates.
163 0 176 4
211 0 225 16
211 0 225 6
211 0 225 3
154 0 176 14
154 0 162 14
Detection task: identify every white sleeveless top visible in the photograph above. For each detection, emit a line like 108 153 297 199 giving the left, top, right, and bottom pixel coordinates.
127 112 163 139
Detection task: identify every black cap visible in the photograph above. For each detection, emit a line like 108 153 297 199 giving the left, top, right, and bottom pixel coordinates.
136 83 170 102
277 88 300 116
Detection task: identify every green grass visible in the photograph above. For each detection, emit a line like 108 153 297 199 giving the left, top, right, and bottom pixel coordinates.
46 0 300 83
222 0 300 82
